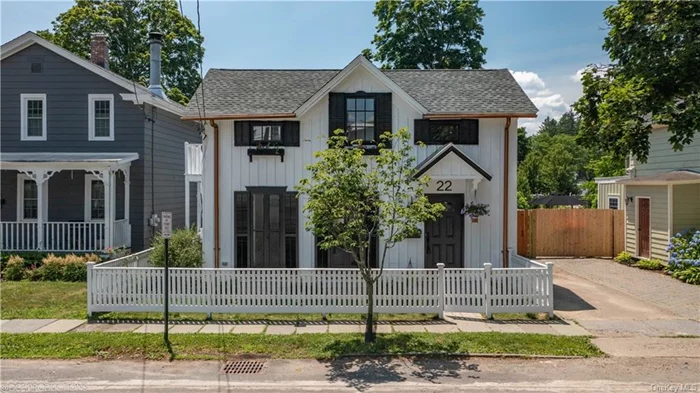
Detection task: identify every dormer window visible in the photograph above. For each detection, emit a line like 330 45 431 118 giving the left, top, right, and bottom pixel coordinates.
252 124 282 143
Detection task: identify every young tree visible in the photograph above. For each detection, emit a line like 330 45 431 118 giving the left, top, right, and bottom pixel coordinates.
37 0 204 104
574 1 700 162
366 0 487 69
297 128 444 343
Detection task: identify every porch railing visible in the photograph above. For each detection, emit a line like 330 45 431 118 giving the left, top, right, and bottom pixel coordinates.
1 222 38 251
113 219 130 249
43 222 105 252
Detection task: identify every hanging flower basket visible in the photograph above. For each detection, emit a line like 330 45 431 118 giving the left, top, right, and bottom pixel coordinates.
461 202 490 223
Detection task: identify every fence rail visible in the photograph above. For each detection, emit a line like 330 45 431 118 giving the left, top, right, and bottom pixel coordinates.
87 256 554 318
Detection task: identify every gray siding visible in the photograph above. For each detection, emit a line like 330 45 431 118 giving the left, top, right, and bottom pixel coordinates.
625 185 669 260
1 43 197 251
673 184 700 235
633 128 700 177
0 170 19 221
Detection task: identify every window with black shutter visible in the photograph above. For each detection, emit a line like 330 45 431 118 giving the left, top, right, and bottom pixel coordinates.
234 189 298 268
234 121 300 147
414 119 479 145
328 92 392 149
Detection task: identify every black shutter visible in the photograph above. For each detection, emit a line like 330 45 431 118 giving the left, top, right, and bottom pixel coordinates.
459 119 479 145
234 121 251 146
414 119 430 144
234 192 249 268
282 121 300 147
284 192 298 268
375 93 392 148
328 93 345 139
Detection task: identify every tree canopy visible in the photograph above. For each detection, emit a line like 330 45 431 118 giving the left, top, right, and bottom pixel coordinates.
366 0 487 69
573 1 700 162
38 0 204 105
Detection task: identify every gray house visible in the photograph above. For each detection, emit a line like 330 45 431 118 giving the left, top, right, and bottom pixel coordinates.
0 32 201 253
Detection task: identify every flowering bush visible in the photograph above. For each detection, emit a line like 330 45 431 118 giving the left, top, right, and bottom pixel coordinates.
460 202 490 218
667 229 700 269
3 255 26 281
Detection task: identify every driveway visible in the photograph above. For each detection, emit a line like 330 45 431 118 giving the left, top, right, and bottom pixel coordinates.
549 258 700 344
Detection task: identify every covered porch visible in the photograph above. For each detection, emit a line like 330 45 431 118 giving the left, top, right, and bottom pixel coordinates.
0 153 137 253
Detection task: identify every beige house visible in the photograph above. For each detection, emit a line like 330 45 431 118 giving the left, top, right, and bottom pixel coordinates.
596 126 700 261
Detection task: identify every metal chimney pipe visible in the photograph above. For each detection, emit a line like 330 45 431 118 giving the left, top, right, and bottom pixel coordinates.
148 32 165 98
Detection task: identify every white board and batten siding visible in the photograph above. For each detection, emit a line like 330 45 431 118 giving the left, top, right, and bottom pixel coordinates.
201 66 519 269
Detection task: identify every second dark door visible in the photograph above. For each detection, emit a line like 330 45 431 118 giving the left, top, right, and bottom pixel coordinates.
424 194 464 269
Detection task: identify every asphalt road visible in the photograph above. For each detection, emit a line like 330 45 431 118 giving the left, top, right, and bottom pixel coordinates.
2 357 699 392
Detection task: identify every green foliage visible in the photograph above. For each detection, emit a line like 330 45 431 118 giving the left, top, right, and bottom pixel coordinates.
368 0 486 69
671 267 700 285
3 256 26 281
37 0 204 104
517 191 530 209
614 251 634 265
634 259 664 271
517 127 530 163
574 2 700 162
150 227 203 268
539 111 579 137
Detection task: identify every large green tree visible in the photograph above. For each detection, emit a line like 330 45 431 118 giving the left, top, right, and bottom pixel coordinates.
367 0 486 69
297 129 444 343
38 0 204 105
574 1 700 162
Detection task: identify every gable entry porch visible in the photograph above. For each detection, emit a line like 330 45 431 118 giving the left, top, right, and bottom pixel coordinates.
0 153 137 253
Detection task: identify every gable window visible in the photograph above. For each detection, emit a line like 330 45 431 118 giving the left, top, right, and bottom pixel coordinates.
608 196 619 210
88 94 114 141
414 119 479 145
20 94 47 141
16 174 48 221
252 124 282 144
84 175 105 220
346 97 375 143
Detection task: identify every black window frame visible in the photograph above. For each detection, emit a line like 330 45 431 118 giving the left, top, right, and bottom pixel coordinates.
344 93 378 145
415 119 479 145
250 122 284 146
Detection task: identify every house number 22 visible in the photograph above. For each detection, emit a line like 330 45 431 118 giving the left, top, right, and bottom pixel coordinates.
436 180 452 191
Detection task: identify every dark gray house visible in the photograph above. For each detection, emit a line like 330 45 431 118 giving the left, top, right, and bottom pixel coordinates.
0 32 201 253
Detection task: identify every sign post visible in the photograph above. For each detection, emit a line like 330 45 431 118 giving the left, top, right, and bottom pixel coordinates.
161 212 172 343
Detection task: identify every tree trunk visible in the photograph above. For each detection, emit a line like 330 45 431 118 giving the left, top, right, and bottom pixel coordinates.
364 278 375 343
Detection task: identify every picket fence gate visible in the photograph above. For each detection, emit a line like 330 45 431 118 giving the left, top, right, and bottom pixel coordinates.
87 258 553 318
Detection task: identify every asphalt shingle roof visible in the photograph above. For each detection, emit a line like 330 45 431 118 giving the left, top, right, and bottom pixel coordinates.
184 68 537 118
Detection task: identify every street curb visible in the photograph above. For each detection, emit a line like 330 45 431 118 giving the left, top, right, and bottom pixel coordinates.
337 352 591 359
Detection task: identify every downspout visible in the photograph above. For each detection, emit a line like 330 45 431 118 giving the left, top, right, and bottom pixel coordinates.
210 120 220 268
503 117 511 268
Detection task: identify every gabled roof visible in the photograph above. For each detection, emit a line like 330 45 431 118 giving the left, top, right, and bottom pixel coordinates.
1 32 186 116
414 143 492 180
184 57 538 120
618 169 700 185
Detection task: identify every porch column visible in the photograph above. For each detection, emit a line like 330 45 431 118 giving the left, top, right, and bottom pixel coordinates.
124 167 130 247
35 170 46 251
110 169 116 248
197 181 202 231
102 169 112 250
185 178 191 228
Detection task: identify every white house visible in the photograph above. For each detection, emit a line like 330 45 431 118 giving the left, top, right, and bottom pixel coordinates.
184 56 538 269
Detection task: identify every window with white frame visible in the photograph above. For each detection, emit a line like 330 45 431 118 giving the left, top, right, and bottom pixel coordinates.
88 94 114 141
608 196 620 210
16 174 48 221
84 175 105 220
20 94 47 141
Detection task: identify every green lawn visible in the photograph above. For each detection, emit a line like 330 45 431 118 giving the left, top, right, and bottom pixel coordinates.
0 332 603 360
0 281 436 321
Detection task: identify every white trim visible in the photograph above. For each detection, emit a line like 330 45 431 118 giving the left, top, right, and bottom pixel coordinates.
619 179 700 186
607 195 620 210
84 174 105 222
634 196 652 259
294 55 428 117
1 32 185 116
88 94 115 141
594 176 628 184
20 93 47 141
16 173 48 222
667 185 673 244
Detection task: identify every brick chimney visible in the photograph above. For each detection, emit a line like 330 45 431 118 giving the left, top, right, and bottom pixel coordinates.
90 33 109 69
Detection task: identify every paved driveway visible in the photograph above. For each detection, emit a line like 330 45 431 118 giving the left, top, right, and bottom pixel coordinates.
549 258 700 340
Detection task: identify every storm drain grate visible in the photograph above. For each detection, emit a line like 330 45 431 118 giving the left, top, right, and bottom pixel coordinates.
220 360 266 374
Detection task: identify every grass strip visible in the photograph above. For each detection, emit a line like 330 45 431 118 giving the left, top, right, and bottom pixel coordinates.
0 332 603 360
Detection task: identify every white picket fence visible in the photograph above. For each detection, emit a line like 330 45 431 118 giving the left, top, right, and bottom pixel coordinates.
87 255 553 318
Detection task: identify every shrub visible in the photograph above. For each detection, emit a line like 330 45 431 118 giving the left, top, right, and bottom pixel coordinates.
37 254 67 281
667 229 700 273
635 258 664 271
671 266 700 285
63 261 87 281
84 253 102 263
3 255 26 281
1 251 49 271
150 227 203 268
614 251 634 265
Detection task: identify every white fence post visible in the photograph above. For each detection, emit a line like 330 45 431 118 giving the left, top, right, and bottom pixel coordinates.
86 262 95 317
483 263 492 319
437 263 445 319
546 262 554 318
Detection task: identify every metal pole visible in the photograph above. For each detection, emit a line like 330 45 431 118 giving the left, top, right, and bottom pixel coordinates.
164 237 169 342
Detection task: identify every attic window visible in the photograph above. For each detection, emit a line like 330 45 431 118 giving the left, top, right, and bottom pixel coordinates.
30 63 43 73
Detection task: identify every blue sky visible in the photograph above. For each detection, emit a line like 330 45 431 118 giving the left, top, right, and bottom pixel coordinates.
1 0 613 133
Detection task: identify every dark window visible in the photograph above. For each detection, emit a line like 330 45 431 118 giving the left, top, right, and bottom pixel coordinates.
234 121 300 147
30 63 42 73
414 119 479 145
608 197 619 210
22 180 38 220
430 123 459 143
346 97 375 143
90 180 105 219
26 99 44 137
252 124 282 143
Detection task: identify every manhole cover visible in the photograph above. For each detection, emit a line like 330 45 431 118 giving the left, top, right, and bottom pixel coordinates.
220 360 266 374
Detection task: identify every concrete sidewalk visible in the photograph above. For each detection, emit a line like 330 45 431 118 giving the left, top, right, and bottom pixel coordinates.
0 315 591 336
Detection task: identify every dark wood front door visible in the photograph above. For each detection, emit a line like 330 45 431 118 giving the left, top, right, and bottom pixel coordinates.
424 194 464 268
637 197 651 258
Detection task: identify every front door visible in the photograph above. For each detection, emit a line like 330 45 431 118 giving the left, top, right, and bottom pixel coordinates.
424 194 464 268
637 197 651 258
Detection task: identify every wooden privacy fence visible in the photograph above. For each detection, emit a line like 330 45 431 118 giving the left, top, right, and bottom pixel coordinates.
87 257 553 318
518 209 625 258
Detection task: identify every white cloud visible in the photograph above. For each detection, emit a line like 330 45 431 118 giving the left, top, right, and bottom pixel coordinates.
510 70 570 134
571 68 586 82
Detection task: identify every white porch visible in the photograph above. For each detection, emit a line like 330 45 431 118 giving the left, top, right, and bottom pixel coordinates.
0 153 137 253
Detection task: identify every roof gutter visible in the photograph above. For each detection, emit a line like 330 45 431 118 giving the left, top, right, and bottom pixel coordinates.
182 113 296 121
503 117 511 268
210 119 221 269
424 112 537 119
